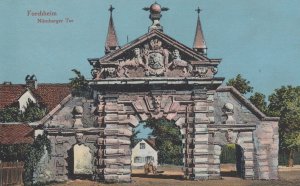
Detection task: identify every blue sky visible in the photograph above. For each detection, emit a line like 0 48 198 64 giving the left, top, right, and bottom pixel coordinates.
0 0 300 98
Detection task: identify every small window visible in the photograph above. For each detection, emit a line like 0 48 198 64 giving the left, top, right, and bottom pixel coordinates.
146 156 154 163
140 143 145 149
134 156 143 163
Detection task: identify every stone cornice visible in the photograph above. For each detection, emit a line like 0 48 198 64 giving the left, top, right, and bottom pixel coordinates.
208 124 256 131
89 77 224 86
45 127 104 135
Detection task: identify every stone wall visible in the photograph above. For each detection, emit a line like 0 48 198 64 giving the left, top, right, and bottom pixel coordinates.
93 90 191 182
34 130 101 183
213 87 279 180
34 97 100 183
253 120 279 179
34 86 279 183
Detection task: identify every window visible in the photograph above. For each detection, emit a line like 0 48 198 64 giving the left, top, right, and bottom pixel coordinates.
134 156 143 163
140 143 145 149
146 156 154 163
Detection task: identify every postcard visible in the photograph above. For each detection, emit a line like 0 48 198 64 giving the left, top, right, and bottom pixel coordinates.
0 1 299 185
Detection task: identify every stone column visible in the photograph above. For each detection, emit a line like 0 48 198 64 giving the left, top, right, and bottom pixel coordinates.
177 113 193 179
102 97 132 183
254 121 279 180
192 89 213 180
238 131 255 179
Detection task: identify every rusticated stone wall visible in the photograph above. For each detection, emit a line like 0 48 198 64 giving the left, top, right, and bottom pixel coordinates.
34 86 279 183
93 90 194 182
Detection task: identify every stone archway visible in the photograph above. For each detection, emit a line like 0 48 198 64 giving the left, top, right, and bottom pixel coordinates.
37 87 279 183
210 129 255 179
218 143 245 178
131 118 184 178
93 88 215 182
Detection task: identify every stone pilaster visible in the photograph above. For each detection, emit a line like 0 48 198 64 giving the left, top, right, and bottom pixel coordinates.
254 121 279 180
101 97 132 183
181 113 193 179
238 131 255 179
192 89 212 180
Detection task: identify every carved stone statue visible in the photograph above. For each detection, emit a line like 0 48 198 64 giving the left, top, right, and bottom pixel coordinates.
194 66 208 77
144 39 166 76
225 129 236 143
118 48 145 77
148 53 163 69
91 68 102 80
91 67 117 79
152 96 161 114
75 132 84 144
168 49 192 74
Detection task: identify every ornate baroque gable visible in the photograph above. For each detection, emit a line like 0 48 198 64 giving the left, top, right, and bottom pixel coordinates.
89 30 221 79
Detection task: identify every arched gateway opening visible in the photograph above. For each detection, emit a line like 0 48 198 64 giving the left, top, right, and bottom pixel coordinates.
95 91 194 183
131 119 184 180
220 144 245 178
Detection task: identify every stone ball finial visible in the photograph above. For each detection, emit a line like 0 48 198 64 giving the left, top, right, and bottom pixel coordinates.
150 3 161 13
73 106 83 115
223 103 236 125
224 103 234 113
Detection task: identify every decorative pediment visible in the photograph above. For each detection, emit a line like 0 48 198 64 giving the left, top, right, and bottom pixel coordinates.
89 30 221 79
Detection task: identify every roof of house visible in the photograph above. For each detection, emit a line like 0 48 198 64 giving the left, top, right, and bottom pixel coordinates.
0 123 34 144
0 85 27 109
0 83 72 111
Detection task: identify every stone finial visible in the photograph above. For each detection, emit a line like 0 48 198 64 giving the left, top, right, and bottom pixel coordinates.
143 2 169 32
72 106 83 128
222 103 236 124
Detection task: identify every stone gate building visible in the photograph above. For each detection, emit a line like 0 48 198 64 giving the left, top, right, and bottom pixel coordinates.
34 3 279 183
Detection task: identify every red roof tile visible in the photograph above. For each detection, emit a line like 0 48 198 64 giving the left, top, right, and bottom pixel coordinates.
145 139 158 151
31 84 71 111
0 83 71 111
0 124 34 144
0 84 27 109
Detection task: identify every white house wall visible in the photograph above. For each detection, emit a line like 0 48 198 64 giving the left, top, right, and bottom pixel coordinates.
131 140 158 167
18 90 36 112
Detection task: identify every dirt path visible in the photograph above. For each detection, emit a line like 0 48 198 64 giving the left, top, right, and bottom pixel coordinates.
50 165 300 186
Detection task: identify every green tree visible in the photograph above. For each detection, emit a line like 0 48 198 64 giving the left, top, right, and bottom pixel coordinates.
226 74 253 94
249 92 267 113
268 86 300 167
22 99 47 122
0 106 22 122
24 133 51 185
69 69 90 96
144 119 183 165
0 100 46 123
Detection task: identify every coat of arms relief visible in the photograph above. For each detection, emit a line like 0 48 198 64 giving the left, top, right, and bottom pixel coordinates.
91 38 217 79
